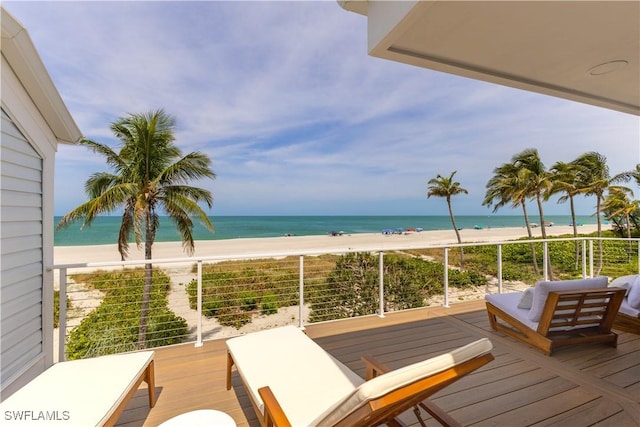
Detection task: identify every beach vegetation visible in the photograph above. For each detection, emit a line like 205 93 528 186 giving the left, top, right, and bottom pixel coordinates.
53 290 71 329
308 252 485 322
56 109 215 349
65 269 187 360
186 255 337 327
260 292 279 315
427 171 468 268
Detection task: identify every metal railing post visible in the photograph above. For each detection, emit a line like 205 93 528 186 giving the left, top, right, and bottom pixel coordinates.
58 268 67 362
443 248 450 308
497 244 503 294
378 251 385 318
543 241 549 281
299 255 305 328
195 260 203 347
582 239 587 278
589 239 594 278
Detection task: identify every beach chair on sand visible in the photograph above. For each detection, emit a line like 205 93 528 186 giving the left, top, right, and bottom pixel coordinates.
226 326 494 427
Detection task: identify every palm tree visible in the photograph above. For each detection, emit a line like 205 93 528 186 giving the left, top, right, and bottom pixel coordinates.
483 161 540 274
57 109 216 349
549 161 582 268
427 171 468 268
572 152 610 274
603 186 638 240
613 163 640 187
512 149 554 278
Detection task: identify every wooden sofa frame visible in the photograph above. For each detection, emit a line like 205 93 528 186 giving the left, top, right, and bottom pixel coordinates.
614 311 640 334
486 287 625 355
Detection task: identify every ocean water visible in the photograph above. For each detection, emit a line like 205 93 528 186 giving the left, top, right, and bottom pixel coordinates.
53 215 598 246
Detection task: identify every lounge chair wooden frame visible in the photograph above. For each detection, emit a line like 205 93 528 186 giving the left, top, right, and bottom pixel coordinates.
104 359 156 426
486 287 625 355
227 344 494 427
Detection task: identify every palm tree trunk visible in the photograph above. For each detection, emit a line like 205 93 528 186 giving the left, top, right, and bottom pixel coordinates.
522 202 540 275
596 197 604 275
137 211 154 350
569 196 579 269
447 199 464 269
536 193 553 280
626 212 632 261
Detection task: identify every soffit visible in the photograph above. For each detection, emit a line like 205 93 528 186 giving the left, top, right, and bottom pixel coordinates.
341 1 640 115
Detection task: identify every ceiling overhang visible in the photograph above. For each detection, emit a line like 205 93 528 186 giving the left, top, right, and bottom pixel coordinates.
339 1 640 116
1 7 82 144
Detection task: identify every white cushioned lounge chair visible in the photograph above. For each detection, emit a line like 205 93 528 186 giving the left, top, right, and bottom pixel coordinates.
0 351 155 426
485 276 625 355
226 325 494 427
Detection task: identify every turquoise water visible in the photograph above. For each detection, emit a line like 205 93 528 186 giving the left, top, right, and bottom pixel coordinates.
53 215 598 246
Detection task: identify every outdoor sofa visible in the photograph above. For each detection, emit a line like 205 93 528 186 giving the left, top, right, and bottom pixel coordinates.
485 276 625 355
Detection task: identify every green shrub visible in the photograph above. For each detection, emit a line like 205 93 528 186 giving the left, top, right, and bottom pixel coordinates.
53 290 71 329
261 292 278 315
66 268 187 360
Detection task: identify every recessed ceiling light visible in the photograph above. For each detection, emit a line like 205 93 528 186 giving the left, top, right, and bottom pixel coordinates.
587 60 629 76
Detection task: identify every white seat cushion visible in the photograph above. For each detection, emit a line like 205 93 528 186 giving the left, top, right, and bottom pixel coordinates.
619 298 640 318
226 326 364 426
486 292 539 330
312 338 493 426
0 351 154 426
528 277 608 322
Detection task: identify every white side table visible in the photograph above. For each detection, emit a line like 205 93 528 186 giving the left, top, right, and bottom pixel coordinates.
159 409 236 426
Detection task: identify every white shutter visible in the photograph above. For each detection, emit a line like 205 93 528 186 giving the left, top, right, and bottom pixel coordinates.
0 108 43 389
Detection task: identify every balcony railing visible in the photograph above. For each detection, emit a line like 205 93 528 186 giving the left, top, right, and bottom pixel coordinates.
50 236 639 362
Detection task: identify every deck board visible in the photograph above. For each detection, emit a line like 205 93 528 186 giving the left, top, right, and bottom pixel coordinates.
114 300 640 426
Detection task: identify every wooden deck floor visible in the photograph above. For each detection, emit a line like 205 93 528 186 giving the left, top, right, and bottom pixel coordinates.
115 301 640 426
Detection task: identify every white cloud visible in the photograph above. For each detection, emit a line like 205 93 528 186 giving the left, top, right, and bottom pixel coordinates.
4 0 638 217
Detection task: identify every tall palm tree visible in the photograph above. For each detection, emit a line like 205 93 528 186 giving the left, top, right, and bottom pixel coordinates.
483 161 540 274
512 149 554 278
572 152 610 275
427 171 468 268
57 109 216 348
603 186 638 240
549 161 582 268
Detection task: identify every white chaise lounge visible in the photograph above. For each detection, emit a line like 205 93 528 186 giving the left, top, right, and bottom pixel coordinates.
226 325 494 427
485 276 625 355
0 351 155 426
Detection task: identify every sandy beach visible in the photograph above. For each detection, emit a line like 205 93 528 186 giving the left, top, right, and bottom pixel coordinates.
52 223 605 355
54 224 601 265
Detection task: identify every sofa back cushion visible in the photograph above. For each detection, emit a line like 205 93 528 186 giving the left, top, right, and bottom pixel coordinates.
608 274 638 296
627 275 640 309
528 276 608 322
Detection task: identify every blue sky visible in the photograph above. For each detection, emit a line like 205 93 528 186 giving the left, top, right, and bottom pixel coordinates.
5 1 639 217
